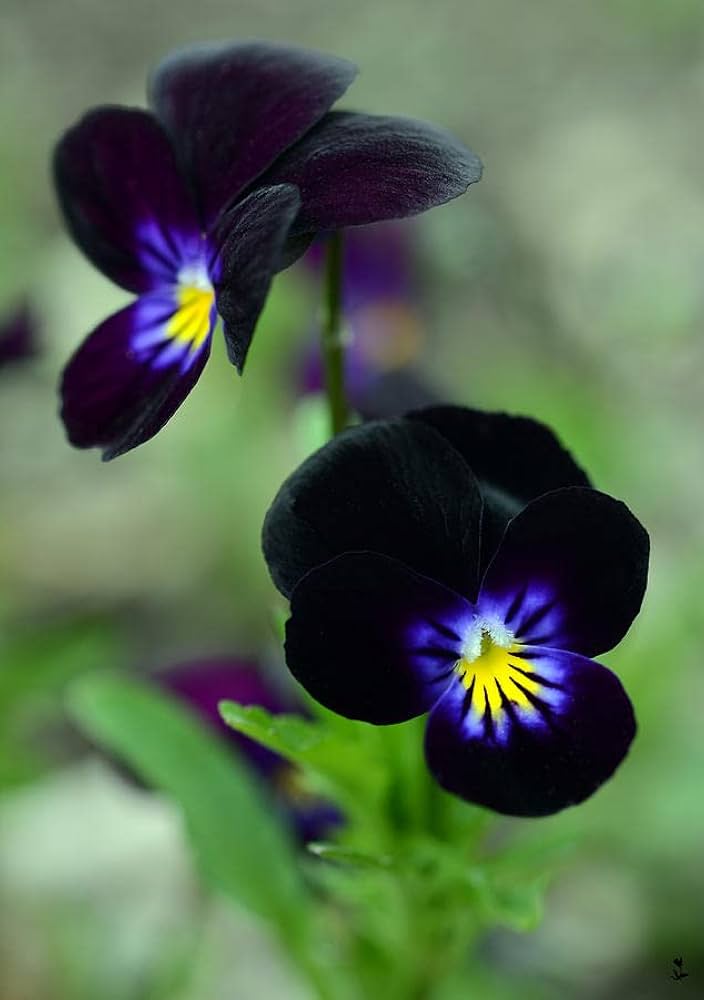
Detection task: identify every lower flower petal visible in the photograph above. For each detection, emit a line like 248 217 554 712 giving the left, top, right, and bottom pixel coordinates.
285 551 474 724
61 291 214 459
424 645 636 816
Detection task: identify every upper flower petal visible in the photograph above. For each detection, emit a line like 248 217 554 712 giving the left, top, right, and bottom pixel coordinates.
212 184 302 372
61 289 214 460
478 488 649 657
261 111 482 238
53 108 200 293
407 406 591 568
424 645 636 816
149 41 357 228
285 551 473 724
262 418 483 600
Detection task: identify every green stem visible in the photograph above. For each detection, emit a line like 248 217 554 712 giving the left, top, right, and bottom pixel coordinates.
322 231 349 437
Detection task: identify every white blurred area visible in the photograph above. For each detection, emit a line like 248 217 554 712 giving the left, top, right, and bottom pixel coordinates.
0 760 309 999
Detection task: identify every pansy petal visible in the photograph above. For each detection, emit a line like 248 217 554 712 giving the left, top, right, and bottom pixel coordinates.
212 185 301 372
408 406 591 568
158 659 292 773
286 552 473 724
61 291 214 460
479 488 649 657
261 111 482 237
53 108 201 293
149 41 357 227
262 418 483 599
425 646 636 816
0 302 39 368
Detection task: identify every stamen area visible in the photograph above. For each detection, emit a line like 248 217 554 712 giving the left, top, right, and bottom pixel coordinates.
456 629 539 718
167 281 215 351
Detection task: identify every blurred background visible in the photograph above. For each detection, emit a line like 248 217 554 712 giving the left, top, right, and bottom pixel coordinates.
1 1 703 997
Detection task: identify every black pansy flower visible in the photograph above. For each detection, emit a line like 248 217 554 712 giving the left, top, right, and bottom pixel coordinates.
262 406 649 817
54 41 481 459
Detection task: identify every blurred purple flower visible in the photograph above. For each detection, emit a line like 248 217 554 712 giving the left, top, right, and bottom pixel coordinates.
297 223 440 417
0 302 39 369
157 657 342 844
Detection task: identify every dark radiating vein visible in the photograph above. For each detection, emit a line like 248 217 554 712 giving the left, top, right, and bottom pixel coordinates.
428 619 462 643
508 660 564 690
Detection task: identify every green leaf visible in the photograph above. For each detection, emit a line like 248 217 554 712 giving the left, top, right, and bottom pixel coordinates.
69 673 310 938
472 871 549 932
219 701 387 817
307 842 394 870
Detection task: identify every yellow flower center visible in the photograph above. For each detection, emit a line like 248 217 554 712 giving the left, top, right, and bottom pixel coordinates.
456 629 539 718
167 281 215 351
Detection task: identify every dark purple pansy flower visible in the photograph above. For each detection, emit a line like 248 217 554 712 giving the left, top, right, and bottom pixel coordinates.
297 223 440 417
158 657 342 844
0 302 39 368
53 41 482 459
262 406 649 817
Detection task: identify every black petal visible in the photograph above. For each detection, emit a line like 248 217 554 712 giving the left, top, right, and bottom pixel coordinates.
286 552 473 724
408 406 591 568
261 111 482 235
263 418 483 599
479 488 649 658
213 185 301 372
149 41 356 228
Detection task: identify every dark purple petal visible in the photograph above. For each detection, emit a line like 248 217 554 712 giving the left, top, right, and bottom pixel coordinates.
408 406 591 569
478 488 649 657
261 111 482 234
425 645 636 816
0 302 39 368
149 41 357 227
262 418 482 600
158 658 291 773
61 291 214 460
286 792 344 845
54 107 201 293
212 184 301 372
285 552 473 724
156 658 344 843
279 232 318 271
